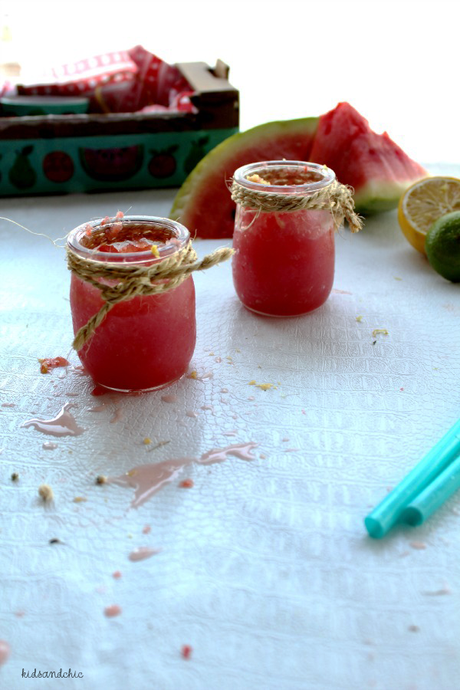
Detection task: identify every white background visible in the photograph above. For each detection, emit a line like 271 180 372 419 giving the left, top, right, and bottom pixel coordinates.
1 0 459 164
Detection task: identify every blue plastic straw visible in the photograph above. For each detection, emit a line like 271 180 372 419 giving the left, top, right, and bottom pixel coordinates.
365 419 460 538
403 454 460 527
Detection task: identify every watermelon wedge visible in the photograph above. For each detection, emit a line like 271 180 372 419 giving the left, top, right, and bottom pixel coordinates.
170 103 427 238
170 118 318 239
309 102 428 214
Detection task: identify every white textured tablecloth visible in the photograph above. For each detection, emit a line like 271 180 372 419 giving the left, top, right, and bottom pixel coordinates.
1 167 460 690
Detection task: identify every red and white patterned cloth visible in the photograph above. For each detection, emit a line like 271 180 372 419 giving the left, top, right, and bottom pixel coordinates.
12 46 196 114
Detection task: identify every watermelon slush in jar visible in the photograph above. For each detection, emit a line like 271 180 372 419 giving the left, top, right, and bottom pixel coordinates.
67 216 196 393
231 161 337 317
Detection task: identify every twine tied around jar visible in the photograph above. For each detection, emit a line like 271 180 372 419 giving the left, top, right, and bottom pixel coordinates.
230 177 363 234
66 241 234 351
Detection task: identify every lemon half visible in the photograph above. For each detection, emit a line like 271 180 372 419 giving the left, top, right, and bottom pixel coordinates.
398 176 460 254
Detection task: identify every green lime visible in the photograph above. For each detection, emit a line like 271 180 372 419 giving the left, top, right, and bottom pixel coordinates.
425 211 460 283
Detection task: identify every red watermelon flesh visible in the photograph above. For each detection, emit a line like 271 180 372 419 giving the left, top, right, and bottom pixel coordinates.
170 102 428 237
170 118 318 239
309 102 427 213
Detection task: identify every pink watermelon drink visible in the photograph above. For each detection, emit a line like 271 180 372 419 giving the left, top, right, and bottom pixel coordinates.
67 216 196 392
232 161 336 317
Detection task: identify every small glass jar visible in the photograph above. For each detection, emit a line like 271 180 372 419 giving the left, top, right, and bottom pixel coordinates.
67 216 196 393
232 160 336 317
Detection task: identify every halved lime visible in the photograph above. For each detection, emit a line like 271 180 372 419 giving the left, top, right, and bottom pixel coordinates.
425 211 460 282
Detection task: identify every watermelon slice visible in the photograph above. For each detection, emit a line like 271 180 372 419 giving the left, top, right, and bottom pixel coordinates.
309 102 428 214
170 118 318 239
170 102 427 238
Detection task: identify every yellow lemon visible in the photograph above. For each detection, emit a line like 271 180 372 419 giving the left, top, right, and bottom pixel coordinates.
398 176 460 254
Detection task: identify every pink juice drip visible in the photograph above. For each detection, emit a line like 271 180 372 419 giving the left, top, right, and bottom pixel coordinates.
0 640 10 665
199 442 257 465
89 403 107 412
21 404 84 437
110 408 124 424
109 457 194 508
128 547 160 562
161 394 178 403
42 442 58 450
104 605 122 617
410 541 427 550
2 402 15 407
108 442 258 508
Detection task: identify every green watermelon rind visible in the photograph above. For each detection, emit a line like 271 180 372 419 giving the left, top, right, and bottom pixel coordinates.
353 177 429 215
170 117 319 223
170 113 427 224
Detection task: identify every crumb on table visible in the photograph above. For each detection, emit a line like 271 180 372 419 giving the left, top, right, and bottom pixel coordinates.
181 644 193 660
179 479 194 489
38 356 70 374
249 380 276 391
38 484 53 502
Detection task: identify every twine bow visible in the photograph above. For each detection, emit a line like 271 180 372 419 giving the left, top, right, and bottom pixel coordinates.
231 177 363 233
67 241 234 351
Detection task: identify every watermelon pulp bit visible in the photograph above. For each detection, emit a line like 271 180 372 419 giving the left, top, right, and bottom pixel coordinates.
67 216 196 392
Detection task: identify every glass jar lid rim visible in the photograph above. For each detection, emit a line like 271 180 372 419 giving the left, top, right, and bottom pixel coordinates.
67 215 190 262
233 160 336 194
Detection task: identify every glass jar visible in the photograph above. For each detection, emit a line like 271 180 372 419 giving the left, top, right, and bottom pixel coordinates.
232 160 336 317
67 215 196 393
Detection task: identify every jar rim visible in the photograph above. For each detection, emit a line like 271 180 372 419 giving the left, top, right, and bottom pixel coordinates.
233 160 336 196
67 215 190 264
